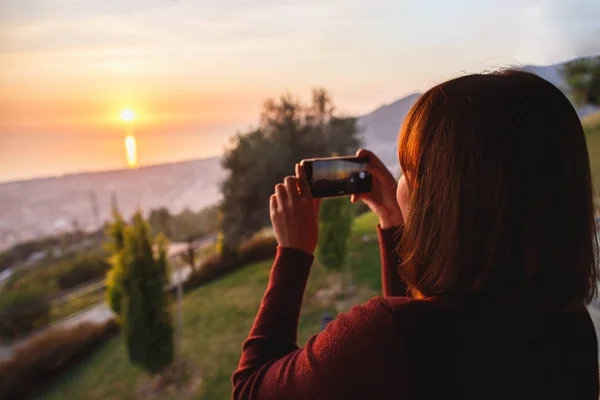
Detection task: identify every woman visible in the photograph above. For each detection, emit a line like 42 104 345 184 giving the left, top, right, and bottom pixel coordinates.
232 70 599 399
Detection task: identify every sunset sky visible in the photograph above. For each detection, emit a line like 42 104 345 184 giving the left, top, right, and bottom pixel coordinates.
1 0 599 182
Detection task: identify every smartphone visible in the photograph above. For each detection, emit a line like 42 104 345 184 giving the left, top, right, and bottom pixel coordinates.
302 156 372 198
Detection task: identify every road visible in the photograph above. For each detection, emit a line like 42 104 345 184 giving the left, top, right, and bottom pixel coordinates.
58 265 193 330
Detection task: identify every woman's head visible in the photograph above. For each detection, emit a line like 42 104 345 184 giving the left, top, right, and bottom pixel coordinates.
397 70 598 306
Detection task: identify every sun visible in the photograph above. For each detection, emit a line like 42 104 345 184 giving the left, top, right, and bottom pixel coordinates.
120 108 135 122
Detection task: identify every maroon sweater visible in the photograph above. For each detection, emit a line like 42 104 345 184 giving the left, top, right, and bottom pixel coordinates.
232 226 599 399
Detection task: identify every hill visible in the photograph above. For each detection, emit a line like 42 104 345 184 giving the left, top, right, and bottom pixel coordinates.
0 158 225 249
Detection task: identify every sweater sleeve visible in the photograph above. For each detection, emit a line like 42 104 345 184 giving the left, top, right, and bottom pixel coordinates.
377 225 408 297
232 247 408 400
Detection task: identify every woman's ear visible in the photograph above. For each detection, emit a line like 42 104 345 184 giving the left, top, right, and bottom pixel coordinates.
396 174 410 223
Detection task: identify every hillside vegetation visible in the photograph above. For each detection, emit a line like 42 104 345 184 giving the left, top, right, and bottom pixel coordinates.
40 212 382 400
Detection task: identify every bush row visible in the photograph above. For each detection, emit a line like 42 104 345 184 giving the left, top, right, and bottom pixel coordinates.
12 252 110 293
0 300 51 340
1 252 111 340
184 235 278 290
0 320 119 399
0 283 56 340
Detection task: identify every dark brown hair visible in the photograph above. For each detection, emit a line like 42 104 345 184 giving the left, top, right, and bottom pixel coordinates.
398 70 598 306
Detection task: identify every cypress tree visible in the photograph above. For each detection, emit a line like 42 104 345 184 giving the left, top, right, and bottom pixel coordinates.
107 210 174 374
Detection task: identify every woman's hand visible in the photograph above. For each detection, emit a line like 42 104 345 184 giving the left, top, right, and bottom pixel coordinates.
351 149 404 229
270 163 321 255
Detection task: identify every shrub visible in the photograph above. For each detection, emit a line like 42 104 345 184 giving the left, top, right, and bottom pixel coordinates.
110 211 174 375
0 321 118 399
55 253 110 290
317 197 354 270
9 252 109 294
105 210 126 318
0 283 54 340
149 205 220 242
238 235 279 265
185 235 277 290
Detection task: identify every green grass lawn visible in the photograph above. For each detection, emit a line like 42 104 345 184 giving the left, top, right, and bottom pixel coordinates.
39 212 382 400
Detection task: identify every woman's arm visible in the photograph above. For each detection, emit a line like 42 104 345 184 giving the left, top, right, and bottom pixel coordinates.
378 225 408 297
233 247 313 382
232 247 408 400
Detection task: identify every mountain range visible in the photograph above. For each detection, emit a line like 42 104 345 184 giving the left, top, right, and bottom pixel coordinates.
1 57 597 248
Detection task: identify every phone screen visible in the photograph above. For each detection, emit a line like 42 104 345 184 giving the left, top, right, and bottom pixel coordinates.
304 156 372 198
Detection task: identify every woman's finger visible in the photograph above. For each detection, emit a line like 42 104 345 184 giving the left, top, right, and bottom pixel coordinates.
356 148 385 170
365 163 392 184
296 163 312 197
275 183 287 208
357 149 395 182
284 176 300 201
269 194 278 214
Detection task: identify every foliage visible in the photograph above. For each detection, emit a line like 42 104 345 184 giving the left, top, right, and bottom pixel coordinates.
219 88 361 252
148 207 173 238
0 282 55 339
0 320 118 399
7 252 109 297
317 197 355 269
0 229 103 273
148 205 219 242
0 251 110 339
562 56 600 106
39 212 381 400
184 235 278 290
105 211 127 318
55 253 110 289
1 232 279 398
111 211 174 375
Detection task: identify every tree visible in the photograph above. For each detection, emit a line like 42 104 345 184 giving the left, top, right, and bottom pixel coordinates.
562 56 600 106
106 211 174 375
105 212 125 317
149 207 173 239
105 210 126 318
317 197 354 270
219 89 361 253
